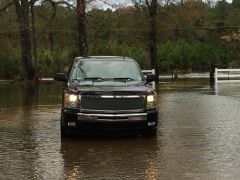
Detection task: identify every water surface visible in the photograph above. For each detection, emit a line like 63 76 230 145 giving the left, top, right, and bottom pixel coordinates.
1 80 240 179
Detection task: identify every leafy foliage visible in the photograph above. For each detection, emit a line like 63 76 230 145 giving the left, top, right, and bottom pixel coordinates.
0 0 240 78
158 40 237 72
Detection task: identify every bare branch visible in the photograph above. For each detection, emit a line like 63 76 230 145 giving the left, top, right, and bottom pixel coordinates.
30 0 39 5
13 0 22 17
98 0 124 9
45 0 57 21
0 0 14 13
86 0 95 3
145 0 150 7
47 0 75 8
37 0 75 27
37 12 49 21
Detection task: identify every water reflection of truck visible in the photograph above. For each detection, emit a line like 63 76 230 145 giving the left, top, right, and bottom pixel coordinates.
54 56 158 137
61 138 158 179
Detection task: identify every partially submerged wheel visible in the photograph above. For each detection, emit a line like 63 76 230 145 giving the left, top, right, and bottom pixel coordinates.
60 118 69 138
144 128 157 137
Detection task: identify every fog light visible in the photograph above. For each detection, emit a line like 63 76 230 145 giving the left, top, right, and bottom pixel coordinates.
68 122 76 127
148 122 155 126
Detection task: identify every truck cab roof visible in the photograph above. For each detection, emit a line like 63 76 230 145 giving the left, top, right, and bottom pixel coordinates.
75 56 135 61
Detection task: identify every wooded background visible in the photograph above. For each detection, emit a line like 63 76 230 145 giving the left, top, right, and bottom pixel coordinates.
0 0 240 80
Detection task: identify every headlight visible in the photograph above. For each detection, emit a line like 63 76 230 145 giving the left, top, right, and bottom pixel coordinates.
146 95 157 109
64 93 79 108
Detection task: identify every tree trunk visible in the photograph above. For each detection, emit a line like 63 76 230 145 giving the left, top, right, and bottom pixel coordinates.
30 1 38 82
48 31 54 53
77 0 88 57
148 0 159 82
14 0 34 81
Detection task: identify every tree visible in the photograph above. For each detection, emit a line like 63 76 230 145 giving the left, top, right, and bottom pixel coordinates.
0 0 73 81
14 0 35 81
146 0 159 81
133 0 159 80
30 0 38 81
77 0 88 56
0 0 40 81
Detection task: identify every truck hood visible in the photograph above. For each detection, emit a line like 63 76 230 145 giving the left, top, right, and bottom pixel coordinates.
67 83 154 95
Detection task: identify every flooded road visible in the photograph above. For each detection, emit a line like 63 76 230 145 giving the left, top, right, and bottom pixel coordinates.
1 79 240 179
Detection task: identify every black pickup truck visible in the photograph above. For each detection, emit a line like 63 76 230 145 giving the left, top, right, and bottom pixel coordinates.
54 56 158 137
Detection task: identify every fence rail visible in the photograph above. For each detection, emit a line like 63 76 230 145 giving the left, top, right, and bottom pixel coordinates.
215 68 240 83
142 69 155 74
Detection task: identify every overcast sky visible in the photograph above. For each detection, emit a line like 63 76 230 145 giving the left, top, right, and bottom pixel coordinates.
53 0 232 10
89 0 133 10
89 0 233 10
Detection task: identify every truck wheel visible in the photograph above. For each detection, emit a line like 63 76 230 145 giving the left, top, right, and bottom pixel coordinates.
61 120 69 138
144 128 157 137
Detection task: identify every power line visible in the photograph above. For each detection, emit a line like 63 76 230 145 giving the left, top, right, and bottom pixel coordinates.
0 25 239 33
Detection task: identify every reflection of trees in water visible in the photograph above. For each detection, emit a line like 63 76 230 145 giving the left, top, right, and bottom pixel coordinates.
0 82 62 108
20 84 39 179
0 84 40 179
1 83 63 178
61 138 159 179
22 84 39 106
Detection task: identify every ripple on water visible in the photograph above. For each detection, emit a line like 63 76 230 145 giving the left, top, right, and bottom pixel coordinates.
1 81 240 179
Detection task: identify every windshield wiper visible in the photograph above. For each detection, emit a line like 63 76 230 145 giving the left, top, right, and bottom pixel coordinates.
84 77 105 81
111 77 135 81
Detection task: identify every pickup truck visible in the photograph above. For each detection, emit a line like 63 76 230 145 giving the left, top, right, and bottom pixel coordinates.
54 56 158 137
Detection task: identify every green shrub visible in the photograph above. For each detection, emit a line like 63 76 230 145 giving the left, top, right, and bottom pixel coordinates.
0 41 238 79
89 43 150 69
0 54 21 79
157 40 236 72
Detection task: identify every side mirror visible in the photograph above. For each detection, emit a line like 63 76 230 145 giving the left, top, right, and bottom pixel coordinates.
146 74 157 83
54 73 68 82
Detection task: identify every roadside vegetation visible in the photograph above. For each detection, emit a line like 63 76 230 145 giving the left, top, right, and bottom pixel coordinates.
0 0 240 79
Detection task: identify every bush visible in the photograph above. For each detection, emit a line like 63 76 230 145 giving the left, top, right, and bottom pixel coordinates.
89 43 150 69
38 47 69 77
0 41 238 79
0 54 21 79
157 40 236 72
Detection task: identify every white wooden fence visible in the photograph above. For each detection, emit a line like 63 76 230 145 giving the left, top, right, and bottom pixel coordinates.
142 69 156 90
215 68 240 83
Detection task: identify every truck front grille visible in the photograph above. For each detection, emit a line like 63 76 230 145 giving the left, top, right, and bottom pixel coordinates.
81 96 144 111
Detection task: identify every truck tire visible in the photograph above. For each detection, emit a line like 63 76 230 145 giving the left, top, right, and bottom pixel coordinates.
144 128 157 137
60 118 69 138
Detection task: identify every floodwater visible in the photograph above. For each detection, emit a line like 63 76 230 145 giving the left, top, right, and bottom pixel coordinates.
1 79 240 179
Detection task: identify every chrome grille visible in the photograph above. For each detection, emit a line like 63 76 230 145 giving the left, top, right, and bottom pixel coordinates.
81 95 144 111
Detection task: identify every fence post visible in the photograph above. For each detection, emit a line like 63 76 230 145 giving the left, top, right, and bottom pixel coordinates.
215 68 218 83
210 63 215 86
152 69 155 75
152 69 156 90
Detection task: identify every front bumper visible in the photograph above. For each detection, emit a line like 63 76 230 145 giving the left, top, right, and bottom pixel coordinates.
78 112 147 122
61 108 158 133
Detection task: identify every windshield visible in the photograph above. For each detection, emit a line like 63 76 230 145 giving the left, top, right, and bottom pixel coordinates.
70 60 144 85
